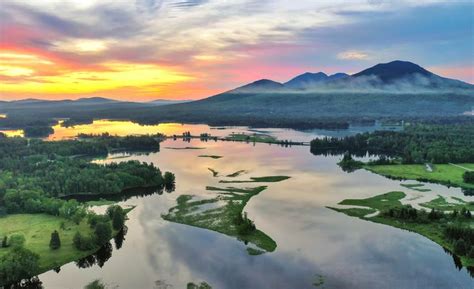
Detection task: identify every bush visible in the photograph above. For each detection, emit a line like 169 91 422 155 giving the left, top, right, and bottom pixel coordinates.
73 232 96 251
0 247 40 286
464 171 474 184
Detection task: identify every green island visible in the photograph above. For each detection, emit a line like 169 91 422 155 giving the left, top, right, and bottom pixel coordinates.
0 133 176 286
162 186 277 253
224 133 306 146
165 146 206 150
162 171 291 254
400 183 431 192
219 176 290 183
311 124 474 192
199 155 223 159
329 191 474 268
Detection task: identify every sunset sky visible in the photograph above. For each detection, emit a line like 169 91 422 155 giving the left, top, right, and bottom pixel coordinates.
1 0 473 101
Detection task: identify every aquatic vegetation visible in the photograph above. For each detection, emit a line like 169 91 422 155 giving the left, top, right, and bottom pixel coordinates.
219 176 290 183
226 170 248 177
208 168 219 177
400 183 431 192
199 155 223 159
366 164 474 190
420 195 474 211
162 185 277 253
330 191 474 267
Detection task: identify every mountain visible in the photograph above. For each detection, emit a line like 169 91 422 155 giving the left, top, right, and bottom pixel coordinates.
352 60 431 82
71 97 118 105
328 73 349 81
347 60 473 90
232 79 284 93
285 72 349 89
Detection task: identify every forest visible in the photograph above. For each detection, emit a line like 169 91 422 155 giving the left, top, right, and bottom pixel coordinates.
0 133 175 286
310 124 474 164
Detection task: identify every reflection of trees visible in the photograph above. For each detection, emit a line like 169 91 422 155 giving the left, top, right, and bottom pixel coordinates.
114 226 128 250
95 242 113 268
75 241 115 269
6 277 43 289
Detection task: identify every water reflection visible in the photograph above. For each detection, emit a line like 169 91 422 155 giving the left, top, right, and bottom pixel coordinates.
37 134 474 288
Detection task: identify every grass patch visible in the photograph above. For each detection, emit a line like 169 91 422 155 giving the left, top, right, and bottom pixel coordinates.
162 186 277 253
0 214 95 273
224 133 277 144
0 209 131 277
420 195 474 211
365 163 474 190
331 191 474 268
199 155 223 159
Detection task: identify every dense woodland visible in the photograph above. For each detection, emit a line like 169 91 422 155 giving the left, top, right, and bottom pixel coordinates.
0 133 175 286
0 133 174 215
310 124 474 164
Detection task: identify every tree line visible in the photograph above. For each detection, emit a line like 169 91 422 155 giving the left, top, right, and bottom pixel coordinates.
310 124 474 164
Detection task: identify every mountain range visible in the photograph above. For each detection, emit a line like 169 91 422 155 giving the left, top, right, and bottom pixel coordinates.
1 60 473 130
231 60 472 93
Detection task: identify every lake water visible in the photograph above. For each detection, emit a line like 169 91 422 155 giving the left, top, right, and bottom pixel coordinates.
27 122 474 288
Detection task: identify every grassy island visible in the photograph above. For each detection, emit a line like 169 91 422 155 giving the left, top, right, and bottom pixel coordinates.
163 186 276 253
330 191 474 268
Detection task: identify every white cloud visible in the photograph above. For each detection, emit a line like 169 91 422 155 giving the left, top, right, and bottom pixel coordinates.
337 50 370 60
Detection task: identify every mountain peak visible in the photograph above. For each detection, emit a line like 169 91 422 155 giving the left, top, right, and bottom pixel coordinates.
285 72 329 89
353 60 432 82
233 79 284 92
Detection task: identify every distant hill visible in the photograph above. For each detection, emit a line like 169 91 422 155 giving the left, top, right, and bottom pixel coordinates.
285 72 349 89
232 79 284 93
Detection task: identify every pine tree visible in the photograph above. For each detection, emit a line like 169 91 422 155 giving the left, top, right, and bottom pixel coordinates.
49 230 61 250
1 236 8 248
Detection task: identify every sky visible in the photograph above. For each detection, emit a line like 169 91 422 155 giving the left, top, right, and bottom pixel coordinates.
0 0 473 101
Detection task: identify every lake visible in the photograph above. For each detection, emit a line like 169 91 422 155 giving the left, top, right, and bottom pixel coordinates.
30 121 473 288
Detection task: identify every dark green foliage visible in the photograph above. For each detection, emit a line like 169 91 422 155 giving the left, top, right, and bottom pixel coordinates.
23 125 54 137
464 171 474 184
0 247 40 286
106 206 126 230
94 222 112 246
49 230 61 250
9 234 25 249
311 124 474 164
337 153 364 172
73 232 96 251
0 136 169 217
454 239 467 256
187 282 212 289
2 236 8 248
469 247 474 259
236 212 256 236
163 172 176 192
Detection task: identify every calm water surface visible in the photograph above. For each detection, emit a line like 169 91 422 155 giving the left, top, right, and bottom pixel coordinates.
27 123 474 289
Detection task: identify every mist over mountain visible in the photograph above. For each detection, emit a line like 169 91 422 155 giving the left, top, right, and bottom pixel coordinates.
1 60 472 131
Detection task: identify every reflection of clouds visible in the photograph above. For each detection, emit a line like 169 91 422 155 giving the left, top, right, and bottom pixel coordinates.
39 128 474 288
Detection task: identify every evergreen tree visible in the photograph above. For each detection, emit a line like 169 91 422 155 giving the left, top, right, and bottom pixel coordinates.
1 236 7 248
49 230 61 250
